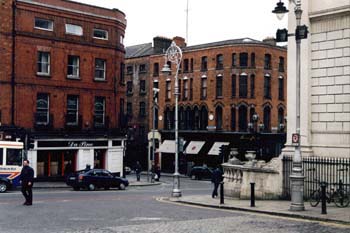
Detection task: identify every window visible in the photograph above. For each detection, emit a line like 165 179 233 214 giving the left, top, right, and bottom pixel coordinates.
65 24 83 36
232 53 237 67
200 106 208 130
126 102 132 116
127 65 133 75
183 79 189 100
231 108 236 131
120 35 124 45
94 97 105 126
263 106 271 132
238 105 248 132
183 59 189 73
201 56 207 71
251 53 255 67
37 51 50 75
231 75 236 98
264 75 271 99
239 74 248 98
153 80 159 89
0 149 3 165
250 75 255 98
279 57 285 72
190 78 193 100
36 93 49 125
190 58 194 72
6 149 22 166
279 77 284 100
67 55 79 78
127 81 133 94
278 107 285 132
140 80 146 94
153 63 159 76
215 106 223 130
94 58 106 80
201 77 207 99
216 54 223 70
93 29 108 40
166 81 171 100
139 102 146 117
34 18 53 31
139 64 146 73
120 63 125 84
216 75 223 98
239 53 248 67
66 95 79 125
264 54 272 70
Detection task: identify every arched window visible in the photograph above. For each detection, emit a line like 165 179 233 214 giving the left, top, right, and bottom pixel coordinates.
215 106 223 130
278 107 285 132
231 74 236 98
164 107 171 130
231 107 236 131
216 54 224 69
249 107 255 123
216 75 223 98
278 76 284 100
185 107 192 130
200 106 208 130
239 73 248 98
263 106 271 132
238 105 248 132
264 74 271 99
179 107 185 130
193 106 200 130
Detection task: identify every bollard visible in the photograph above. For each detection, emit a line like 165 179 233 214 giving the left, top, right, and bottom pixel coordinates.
220 182 224 204
321 182 327 215
250 182 255 207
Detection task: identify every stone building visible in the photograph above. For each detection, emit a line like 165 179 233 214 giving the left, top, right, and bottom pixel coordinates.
125 36 287 172
283 0 350 158
0 0 127 179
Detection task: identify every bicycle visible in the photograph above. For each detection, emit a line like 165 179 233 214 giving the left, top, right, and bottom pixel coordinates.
309 179 350 208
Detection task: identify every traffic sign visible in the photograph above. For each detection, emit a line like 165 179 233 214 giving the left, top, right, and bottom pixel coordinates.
292 133 300 145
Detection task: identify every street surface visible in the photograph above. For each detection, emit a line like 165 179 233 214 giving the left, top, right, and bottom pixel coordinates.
0 175 349 233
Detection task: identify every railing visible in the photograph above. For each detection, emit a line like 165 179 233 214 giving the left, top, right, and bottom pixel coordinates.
282 156 350 200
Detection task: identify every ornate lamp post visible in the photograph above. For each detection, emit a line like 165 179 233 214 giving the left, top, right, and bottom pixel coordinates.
273 0 307 211
162 41 182 197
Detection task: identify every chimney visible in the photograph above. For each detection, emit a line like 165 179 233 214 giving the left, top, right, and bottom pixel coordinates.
263 37 276 46
153 36 172 53
173 36 186 48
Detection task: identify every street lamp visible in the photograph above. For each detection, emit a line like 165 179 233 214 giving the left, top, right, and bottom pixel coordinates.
151 88 160 183
162 41 182 197
273 0 307 211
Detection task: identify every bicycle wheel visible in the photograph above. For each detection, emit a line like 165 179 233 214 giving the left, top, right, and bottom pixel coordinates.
334 191 350 208
309 190 321 207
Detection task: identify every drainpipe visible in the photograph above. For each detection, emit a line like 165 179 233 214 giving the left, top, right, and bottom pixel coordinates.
11 0 16 126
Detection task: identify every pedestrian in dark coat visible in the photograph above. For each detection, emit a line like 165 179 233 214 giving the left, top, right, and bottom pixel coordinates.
135 161 142 182
211 167 223 198
155 165 161 182
20 159 34 205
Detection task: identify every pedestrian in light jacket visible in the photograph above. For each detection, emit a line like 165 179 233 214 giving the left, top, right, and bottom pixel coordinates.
20 159 34 206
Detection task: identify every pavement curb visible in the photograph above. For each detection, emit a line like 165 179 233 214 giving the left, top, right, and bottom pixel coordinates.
32 181 162 189
163 198 350 226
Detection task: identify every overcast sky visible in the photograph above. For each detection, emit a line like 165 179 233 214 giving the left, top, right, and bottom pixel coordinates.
73 0 288 46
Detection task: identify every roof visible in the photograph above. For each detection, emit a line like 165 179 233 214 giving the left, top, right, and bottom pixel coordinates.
125 43 153 59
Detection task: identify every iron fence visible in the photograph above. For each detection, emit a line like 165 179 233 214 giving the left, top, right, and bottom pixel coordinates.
282 155 350 200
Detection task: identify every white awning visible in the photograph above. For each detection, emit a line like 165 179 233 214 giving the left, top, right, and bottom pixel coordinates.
208 142 230 155
185 141 205 154
158 140 175 153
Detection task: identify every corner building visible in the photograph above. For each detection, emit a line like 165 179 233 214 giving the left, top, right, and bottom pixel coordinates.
126 36 287 172
0 0 127 179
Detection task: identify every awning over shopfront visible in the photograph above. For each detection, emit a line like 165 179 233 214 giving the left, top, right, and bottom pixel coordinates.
185 141 205 154
158 140 175 153
208 142 230 155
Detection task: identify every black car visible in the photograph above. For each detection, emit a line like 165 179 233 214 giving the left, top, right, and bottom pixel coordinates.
0 177 12 193
190 166 213 180
66 169 129 191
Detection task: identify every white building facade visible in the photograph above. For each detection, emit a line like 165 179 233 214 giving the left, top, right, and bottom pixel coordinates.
284 0 350 158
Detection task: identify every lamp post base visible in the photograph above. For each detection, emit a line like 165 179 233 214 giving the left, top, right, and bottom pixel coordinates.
289 173 305 211
172 173 182 197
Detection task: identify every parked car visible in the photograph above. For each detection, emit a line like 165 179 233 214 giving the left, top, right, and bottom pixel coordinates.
66 169 129 191
190 166 213 180
0 177 12 193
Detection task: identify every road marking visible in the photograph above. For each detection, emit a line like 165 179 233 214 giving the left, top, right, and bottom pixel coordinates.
156 197 350 229
130 217 169 221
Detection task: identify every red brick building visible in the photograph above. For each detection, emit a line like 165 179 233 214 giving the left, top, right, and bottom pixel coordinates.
0 0 127 179
126 36 287 172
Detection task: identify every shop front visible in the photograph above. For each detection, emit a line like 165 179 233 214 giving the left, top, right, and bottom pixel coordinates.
27 138 126 181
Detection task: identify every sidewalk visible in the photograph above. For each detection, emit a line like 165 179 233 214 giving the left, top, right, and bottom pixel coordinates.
170 195 350 225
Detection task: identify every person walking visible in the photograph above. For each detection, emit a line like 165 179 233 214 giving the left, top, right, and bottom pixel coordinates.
135 161 142 182
20 159 34 206
211 166 223 198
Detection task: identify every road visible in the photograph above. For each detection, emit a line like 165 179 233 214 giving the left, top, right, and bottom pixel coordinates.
0 176 349 233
